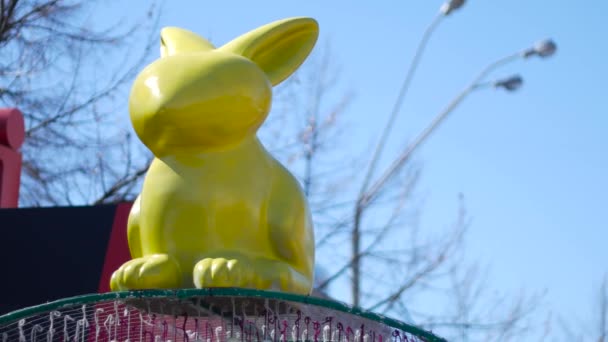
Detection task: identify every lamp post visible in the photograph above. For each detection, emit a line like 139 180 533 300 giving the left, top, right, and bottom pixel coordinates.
352 40 557 306
352 0 467 307
349 0 556 307
359 0 467 198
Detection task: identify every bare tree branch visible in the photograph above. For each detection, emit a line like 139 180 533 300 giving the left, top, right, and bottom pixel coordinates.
1 0 162 206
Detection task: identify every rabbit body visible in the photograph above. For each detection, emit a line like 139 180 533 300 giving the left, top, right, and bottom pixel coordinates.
110 17 318 294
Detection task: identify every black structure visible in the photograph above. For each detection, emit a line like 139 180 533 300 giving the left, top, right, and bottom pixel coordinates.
0 203 132 315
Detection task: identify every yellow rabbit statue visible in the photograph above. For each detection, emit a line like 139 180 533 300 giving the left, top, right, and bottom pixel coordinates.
110 17 318 295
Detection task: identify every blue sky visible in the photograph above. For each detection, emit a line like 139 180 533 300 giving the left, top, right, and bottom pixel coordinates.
97 0 607 334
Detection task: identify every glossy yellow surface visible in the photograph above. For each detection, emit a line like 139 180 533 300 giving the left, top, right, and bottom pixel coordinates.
110 17 318 294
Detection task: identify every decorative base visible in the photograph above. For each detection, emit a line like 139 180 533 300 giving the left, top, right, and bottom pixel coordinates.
0 288 445 342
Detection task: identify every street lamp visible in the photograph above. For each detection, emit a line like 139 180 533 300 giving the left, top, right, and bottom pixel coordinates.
440 0 466 16
361 0 469 189
524 39 558 58
494 75 524 92
359 0 469 196
355 41 555 309
360 40 557 207
474 74 524 92
352 0 469 307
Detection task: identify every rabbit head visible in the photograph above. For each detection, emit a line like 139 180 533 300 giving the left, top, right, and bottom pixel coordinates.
129 17 319 155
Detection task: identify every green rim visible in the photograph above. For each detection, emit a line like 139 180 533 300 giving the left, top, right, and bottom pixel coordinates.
0 288 445 342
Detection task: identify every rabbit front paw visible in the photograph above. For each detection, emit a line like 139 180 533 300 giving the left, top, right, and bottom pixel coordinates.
193 257 257 289
110 254 182 291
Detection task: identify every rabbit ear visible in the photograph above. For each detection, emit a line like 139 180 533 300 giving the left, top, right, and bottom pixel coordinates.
160 27 215 57
219 17 319 86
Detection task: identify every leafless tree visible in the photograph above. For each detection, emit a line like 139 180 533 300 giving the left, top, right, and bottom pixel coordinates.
0 0 159 206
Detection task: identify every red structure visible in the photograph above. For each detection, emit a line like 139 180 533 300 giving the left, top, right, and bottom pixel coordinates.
0 107 136 313
0 108 25 208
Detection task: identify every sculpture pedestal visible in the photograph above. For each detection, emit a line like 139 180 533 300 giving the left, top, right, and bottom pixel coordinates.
0 288 446 341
